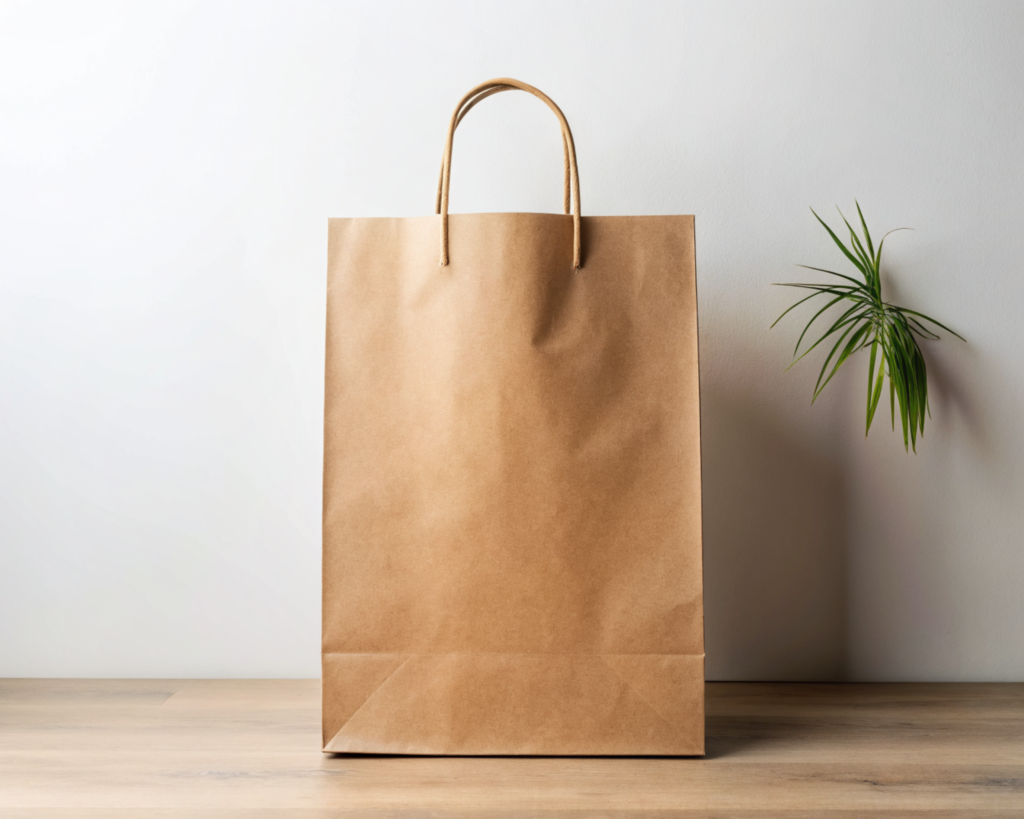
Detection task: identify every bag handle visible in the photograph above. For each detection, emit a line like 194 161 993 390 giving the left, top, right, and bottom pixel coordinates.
437 78 582 269
435 85 572 217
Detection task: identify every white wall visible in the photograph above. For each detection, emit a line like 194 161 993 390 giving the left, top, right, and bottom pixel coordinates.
2 0 1022 680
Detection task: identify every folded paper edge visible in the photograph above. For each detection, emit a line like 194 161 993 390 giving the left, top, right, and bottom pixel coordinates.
321 652 705 756
322 653 411 751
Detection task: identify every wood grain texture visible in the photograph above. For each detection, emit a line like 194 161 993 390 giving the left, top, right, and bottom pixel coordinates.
2 680 1023 816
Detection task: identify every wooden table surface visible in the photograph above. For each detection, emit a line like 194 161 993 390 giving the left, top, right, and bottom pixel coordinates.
2 679 1023 817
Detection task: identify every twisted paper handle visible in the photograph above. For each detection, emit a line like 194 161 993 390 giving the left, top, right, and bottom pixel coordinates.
436 78 582 269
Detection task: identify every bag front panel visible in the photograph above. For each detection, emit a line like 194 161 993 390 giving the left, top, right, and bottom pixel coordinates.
323 212 702 659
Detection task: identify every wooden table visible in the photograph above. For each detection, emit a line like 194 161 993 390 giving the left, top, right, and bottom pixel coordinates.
2 680 1023 816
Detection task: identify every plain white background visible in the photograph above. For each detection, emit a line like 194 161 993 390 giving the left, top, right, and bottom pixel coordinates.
1 0 1022 680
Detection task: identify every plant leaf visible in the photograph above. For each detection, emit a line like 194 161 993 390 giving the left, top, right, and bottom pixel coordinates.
774 283 859 293
896 307 966 341
866 338 878 435
873 227 912 271
837 208 875 278
856 200 875 259
811 208 866 274
770 288 837 329
790 304 871 368
795 265 869 291
867 348 886 433
793 294 854 356
904 315 940 340
815 320 872 399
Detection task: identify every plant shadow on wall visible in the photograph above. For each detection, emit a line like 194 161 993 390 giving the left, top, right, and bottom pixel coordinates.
700 204 965 708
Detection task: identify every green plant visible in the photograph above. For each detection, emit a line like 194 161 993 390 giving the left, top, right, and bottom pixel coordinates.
772 203 964 452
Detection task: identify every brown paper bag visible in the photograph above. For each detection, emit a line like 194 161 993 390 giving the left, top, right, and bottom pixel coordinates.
323 79 704 755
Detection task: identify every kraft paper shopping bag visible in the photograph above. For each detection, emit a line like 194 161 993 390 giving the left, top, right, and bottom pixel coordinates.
323 78 704 755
